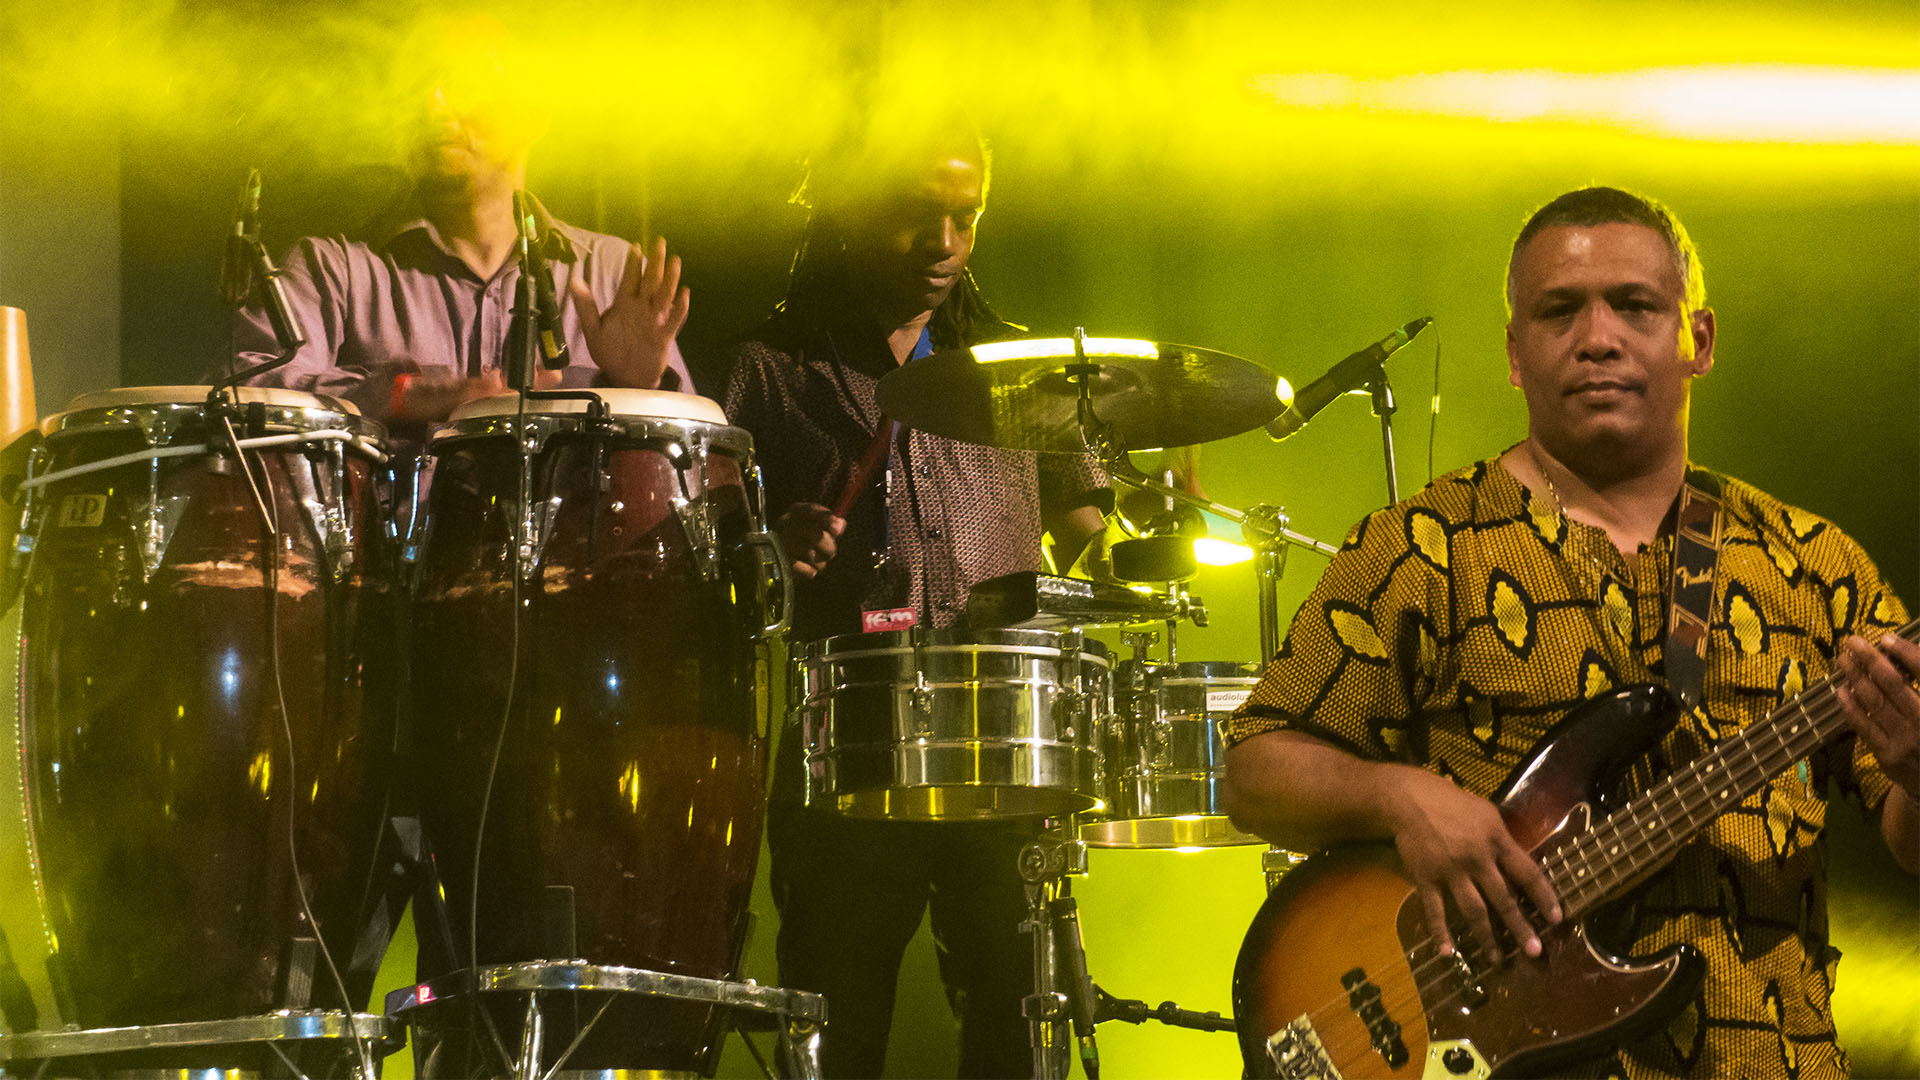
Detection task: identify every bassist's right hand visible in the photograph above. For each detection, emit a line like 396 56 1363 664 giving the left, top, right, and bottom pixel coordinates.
1380 766 1562 965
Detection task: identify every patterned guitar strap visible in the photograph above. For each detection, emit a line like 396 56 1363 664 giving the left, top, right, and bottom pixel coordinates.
1665 471 1725 712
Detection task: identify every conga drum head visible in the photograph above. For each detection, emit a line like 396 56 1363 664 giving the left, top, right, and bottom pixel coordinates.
55 383 362 414
447 387 726 425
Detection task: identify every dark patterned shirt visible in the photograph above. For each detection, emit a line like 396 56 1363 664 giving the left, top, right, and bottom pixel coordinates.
719 308 1111 643
1231 453 1905 1079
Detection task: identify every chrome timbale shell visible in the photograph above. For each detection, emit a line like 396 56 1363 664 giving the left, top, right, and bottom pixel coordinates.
796 627 1110 820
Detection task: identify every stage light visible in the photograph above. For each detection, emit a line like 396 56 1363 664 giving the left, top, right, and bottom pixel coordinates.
1193 538 1255 567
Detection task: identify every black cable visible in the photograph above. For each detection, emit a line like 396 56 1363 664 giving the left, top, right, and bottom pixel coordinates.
213 395 375 1078
462 386 533 1074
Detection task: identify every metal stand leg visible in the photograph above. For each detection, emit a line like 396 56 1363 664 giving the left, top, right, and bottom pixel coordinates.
778 1015 824 1080
1022 875 1067 1080
1368 373 1400 506
513 993 544 1080
1019 824 1088 1080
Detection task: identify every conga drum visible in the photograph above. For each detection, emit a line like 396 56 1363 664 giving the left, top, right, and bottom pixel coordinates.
4 387 396 1043
408 390 784 1075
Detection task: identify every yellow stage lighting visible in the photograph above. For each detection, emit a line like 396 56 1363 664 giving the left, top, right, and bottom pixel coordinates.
969 337 1161 363
1251 67 1920 145
1193 538 1255 566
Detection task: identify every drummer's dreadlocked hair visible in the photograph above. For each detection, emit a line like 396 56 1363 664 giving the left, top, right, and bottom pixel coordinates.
782 109 1018 348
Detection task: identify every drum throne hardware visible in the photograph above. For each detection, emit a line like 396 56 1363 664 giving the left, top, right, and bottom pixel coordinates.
0 387 400 1079
400 390 817 1079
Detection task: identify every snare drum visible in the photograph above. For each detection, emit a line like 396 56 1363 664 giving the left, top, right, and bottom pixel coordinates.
6 386 396 1031
795 628 1110 820
1080 660 1262 848
408 390 785 1074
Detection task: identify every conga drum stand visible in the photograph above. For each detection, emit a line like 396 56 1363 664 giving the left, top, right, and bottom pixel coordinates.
0 1010 397 1078
384 962 825 1080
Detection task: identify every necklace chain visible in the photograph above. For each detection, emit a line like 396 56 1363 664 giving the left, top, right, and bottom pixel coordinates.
1527 440 1567 518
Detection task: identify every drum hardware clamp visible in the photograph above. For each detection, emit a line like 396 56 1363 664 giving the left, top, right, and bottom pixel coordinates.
1018 820 1092 1080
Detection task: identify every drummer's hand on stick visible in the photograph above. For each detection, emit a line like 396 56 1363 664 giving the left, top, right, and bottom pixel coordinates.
776 503 845 580
571 236 691 390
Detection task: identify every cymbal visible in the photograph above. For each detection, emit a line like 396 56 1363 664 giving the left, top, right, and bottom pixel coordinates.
874 336 1289 453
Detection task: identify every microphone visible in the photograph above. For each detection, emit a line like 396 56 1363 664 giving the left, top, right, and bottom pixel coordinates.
223 168 306 351
513 190 571 370
219 168 262 307
1265 316 1432 441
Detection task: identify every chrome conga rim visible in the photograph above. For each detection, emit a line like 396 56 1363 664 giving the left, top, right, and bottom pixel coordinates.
429 390 752 459
41 385 387 448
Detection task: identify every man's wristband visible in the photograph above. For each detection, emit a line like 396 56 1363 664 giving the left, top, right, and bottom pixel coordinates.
390 373 414 418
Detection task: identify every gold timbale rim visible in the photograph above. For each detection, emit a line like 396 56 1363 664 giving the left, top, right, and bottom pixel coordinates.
1078 813 1263 849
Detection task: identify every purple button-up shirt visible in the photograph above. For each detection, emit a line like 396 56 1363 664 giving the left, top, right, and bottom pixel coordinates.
229 200 691 427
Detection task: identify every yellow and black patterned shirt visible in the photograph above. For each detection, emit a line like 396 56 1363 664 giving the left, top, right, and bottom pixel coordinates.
1231 453 1906 1079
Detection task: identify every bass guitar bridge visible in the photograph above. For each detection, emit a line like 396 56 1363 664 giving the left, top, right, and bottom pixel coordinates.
1266 1015 1343 1080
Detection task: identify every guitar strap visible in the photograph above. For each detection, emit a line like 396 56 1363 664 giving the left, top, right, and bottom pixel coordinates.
1665 471 1724 711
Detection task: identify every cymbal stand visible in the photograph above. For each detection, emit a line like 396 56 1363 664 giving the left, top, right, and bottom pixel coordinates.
1019 820 1242 1080
1019 821 1092 1080
1094 453 1335 665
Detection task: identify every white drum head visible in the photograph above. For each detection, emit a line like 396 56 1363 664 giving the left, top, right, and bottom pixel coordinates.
451 389 727 426
55 385 359 416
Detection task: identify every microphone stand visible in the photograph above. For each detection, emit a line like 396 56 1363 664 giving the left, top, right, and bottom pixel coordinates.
1091 986 1235 1034
209 169 305 540
508 190 603 417
1367 367 1399 505
204 170 377 1080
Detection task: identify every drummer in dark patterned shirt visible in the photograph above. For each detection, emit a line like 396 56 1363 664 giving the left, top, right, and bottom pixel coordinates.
720 113 1111 1077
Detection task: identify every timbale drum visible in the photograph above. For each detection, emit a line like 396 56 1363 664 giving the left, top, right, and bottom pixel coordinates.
4 387 397 1042
1080 660 1262 848
407 390 784 1075
794 627 1111 820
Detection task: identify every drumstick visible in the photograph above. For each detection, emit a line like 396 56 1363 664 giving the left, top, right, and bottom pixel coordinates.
833 417 902 518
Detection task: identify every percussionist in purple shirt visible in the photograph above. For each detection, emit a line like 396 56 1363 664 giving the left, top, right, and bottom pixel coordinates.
231 15 691 431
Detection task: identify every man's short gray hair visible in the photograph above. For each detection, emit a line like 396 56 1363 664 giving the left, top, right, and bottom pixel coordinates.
1505 186 1706 317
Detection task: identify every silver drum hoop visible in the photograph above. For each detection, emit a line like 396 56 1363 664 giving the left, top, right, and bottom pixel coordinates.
1081 659 1263 849
796 628 1111 821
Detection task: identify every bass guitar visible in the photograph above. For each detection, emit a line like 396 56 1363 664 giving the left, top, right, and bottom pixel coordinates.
1233 618 1917 1079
